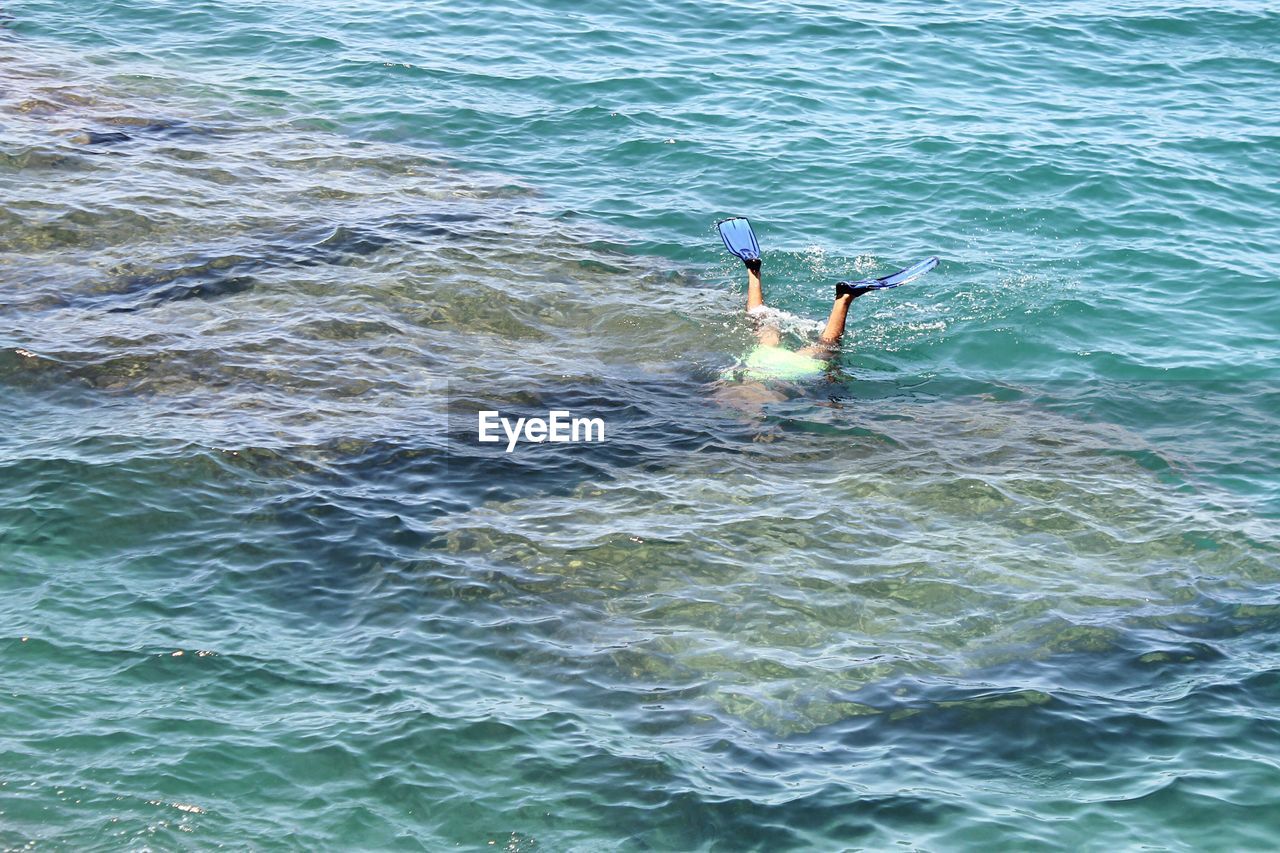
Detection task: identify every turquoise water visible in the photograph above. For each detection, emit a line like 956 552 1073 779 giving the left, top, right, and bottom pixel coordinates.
2 0 1279 848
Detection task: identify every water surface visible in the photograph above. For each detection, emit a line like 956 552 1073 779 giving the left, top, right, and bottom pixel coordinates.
2 1 1278 849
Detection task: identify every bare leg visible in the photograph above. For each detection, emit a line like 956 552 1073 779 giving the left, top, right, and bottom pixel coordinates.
797 284 872 358
818 292 855 345
743 259 781 346
715 256 785 415
746 259 764 311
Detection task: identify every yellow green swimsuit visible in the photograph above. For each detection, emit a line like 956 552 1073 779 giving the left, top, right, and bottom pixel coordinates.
722 345 828 382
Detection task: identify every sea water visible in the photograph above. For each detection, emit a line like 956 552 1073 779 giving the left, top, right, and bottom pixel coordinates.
1 1 1278 848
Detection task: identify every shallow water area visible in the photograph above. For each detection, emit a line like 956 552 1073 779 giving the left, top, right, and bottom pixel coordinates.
3 1 1280 850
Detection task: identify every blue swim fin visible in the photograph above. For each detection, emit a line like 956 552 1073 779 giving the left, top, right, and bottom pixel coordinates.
838 256 939 290
717 217 761 263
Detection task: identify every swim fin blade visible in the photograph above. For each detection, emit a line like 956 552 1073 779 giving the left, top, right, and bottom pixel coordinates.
717 217 761 263
839 256 939 290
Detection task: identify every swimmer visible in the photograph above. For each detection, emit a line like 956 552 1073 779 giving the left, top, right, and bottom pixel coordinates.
717 217 938 382
733 254 875 382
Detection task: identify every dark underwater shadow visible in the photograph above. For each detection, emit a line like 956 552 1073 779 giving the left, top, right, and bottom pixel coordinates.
57 211 484 313
70 119 222 148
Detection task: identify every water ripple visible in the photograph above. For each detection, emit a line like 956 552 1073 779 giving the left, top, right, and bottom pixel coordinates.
2 2 1279 849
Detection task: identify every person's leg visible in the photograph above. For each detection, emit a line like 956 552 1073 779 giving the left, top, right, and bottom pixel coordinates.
818 292 854 344
744 259 781 346
797 283 872 358
746 259 764 311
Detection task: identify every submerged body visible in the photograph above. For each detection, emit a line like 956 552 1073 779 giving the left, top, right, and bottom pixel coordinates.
720 321 831 382
732 341 828 382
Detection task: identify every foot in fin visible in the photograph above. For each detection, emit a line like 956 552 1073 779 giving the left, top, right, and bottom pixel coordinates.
835 281 875 299
717 216 761 264
837 256 939 292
